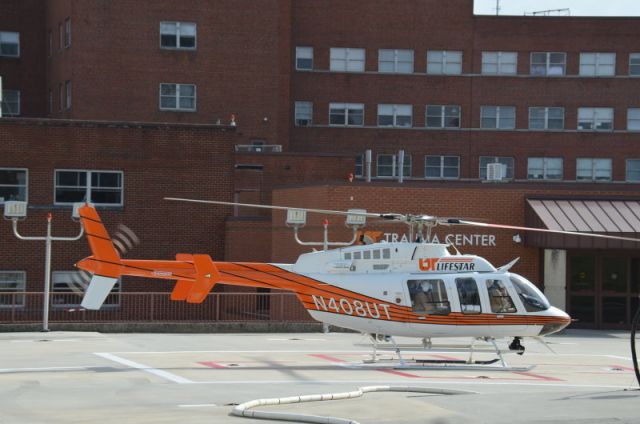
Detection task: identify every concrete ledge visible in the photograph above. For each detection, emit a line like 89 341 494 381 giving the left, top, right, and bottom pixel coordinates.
0 322 357 333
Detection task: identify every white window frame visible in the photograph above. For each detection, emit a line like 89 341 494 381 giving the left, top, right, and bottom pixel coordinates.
427 50 462 75
1 89 21 116
579 52 615 77
0 271 26 308
480 106 516 129
629 53 640 76
294 101 312 126
377 104 412 128
0 31 20 57
527 157 563 180
627 108 640 131
576 158 612 182
159 83 196 112
378 49 414 74
479 156 514 180
626 159 640 182
376 154 411 178
159 21 197 50
577 107 613 131
425 105 461 128
65 80 72 110
528 107 564 130
329 103 364 126
530 52 566 76
425 155 460 179
54 169 124 206
295 46 313 70
330 48 365 72
481 51 517 75
0 168 28 203
64 18 71 48
52 271 121 309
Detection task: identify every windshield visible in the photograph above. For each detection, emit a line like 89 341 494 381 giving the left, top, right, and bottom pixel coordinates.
509 274 550 312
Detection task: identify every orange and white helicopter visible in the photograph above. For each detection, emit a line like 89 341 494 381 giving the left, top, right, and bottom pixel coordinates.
75 199 640 370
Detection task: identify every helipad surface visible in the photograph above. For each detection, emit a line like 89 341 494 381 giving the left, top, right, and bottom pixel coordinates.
0 330 638 423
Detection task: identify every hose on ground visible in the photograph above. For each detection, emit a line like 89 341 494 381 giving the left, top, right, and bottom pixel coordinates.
231 385 476 424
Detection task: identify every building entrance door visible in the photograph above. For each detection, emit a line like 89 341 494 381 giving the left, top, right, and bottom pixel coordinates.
568 253 640 329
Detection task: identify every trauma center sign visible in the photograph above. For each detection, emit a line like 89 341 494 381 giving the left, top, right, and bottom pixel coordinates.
383 233 497 247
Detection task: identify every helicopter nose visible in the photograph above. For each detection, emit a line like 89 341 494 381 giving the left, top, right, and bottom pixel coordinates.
538 307 572 336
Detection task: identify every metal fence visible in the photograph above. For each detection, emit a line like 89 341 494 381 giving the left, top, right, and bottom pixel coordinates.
0 292 315 324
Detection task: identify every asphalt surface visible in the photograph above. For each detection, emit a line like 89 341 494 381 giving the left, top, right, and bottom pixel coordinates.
0 329 638 423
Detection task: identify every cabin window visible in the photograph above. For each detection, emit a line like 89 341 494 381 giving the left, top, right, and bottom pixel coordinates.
344 252 351 260
407 279 450 315
373 250 380 259
353 251 361 260
486 279 517 313
382 248 391 259
363 250 371 260
456 278 482 314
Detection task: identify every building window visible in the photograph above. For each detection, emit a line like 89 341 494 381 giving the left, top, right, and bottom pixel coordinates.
1 89 20 116
294 101 312 126
377 154 411 178
377 104 412 127
330 48 365 72
159 83 196 111
576 158 612 181
626 159 640 182
527 157 563 180
479 157 514 180
0 31 19 57
480 106 515 129
329 103 364 126
577 108 613 131
64 18 71 48
579 53 615 77
628 108 640 131
0 168 27 203
0 271 25 308
355 154 363 178
530 52 566 76
378 49 414 73
65 81 72 110
427 50 462 75
54 170 123 205
426 105 460 128
52 271 120 308
529 107 564 130
630 53 640 76
295 46 313 70
481 51 517 75
160 22 196 49
425 155 459 179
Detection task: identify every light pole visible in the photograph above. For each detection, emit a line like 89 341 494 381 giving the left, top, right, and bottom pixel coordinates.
3 201 84 332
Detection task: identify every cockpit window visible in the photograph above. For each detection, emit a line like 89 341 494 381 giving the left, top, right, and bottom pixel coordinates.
510 275 550 312
486 279 517 313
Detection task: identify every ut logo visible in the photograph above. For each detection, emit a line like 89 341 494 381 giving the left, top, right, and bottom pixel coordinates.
418 258 439 271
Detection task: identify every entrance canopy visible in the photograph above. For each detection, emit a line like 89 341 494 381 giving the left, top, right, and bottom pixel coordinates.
525 199 640 249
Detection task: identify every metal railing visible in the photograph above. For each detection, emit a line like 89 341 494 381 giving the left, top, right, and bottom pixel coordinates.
0 292 315 324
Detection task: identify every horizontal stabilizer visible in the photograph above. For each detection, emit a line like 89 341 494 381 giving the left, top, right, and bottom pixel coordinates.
81 275 119 310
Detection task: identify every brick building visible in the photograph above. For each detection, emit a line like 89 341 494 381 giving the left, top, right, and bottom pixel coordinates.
1 0 640 328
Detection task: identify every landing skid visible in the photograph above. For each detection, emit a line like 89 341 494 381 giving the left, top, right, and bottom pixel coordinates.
352 335 535 372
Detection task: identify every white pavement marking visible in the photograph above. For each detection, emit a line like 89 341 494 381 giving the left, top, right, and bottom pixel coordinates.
267 338 326 341
178 404 218 408
10 339 80 343
94 352 193 384
0 366 93 373
113 350 375 354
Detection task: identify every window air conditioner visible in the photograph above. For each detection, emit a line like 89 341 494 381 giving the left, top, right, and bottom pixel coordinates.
486 163 507 181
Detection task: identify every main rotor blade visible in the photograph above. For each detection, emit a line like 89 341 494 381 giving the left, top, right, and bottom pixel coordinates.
454 219 640 243
164 197 403 221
